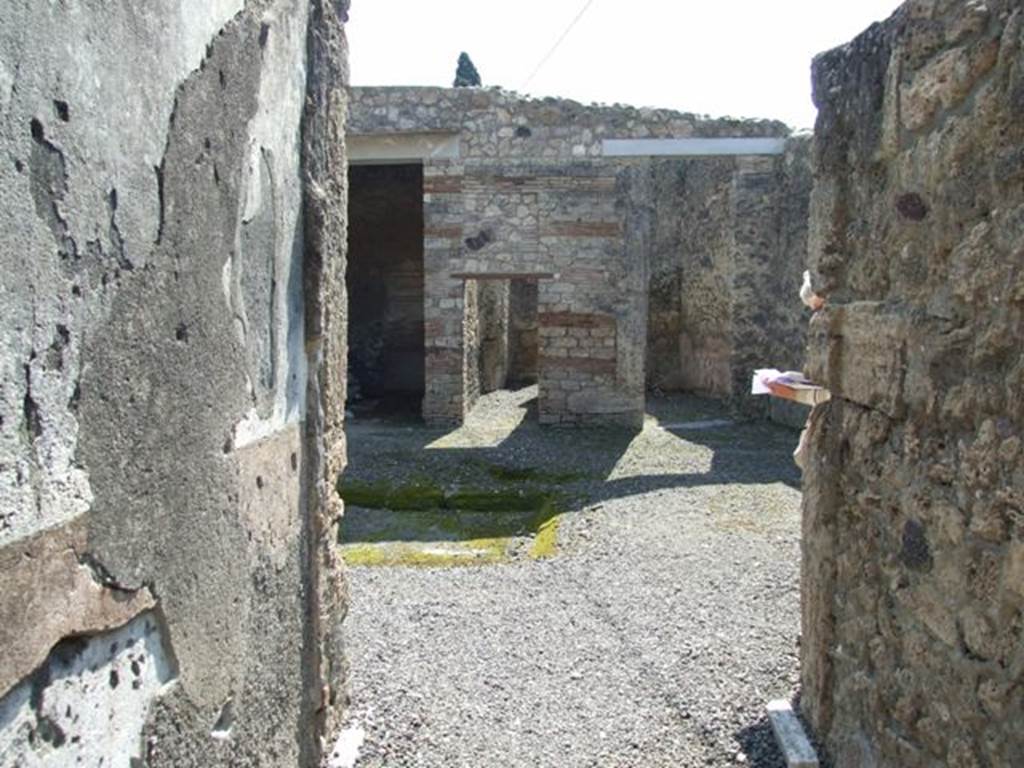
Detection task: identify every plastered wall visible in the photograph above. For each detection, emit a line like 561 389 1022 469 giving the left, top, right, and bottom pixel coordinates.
0 1 350 764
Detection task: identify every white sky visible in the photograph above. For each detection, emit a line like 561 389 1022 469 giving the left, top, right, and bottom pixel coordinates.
347 0 904 130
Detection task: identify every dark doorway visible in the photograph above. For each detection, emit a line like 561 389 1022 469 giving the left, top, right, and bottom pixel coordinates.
346 164 425 416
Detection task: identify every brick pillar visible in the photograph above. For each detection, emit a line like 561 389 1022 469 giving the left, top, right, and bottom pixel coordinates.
422 162 465 425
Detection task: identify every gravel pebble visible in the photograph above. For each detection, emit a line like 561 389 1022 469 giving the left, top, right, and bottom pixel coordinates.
338 389 804 767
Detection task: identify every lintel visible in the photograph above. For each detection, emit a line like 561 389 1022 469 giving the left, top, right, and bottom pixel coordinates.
450 272 556 281
349 132 460 164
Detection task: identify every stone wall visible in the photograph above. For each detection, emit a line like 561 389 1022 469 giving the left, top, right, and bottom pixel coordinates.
477 280 511 393
646 136 812 412
801 2 1024 766
776 137 814 377
508 280 540 386
349 87 805 426
0 1 349 765
461 277 482 413
647 156 737 396
730 140 813 414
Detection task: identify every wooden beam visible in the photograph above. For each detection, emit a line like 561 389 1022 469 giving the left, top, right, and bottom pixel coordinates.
450 272 556 281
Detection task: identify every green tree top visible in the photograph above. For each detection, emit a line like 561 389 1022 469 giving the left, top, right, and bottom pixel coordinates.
454 52 481 87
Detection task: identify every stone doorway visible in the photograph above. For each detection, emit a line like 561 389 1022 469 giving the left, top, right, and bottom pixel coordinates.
475 277 541 394
456 273 551 422
346 164 426 418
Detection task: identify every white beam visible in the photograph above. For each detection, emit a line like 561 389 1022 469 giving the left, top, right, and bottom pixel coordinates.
348 132 460 164
602 137 787 157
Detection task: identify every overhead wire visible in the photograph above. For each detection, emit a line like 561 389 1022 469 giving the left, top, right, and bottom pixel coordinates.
521 0 598 91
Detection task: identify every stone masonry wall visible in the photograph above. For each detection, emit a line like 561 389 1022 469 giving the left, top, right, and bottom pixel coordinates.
730 141 813 415
646 136 812 413
349 87 798 426
776 137 814 376
508 279 540 386
477 279 511 394
0 2 349 765
647 156 737 396
801 2 1024 766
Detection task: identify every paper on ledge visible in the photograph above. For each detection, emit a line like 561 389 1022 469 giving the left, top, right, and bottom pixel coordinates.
752 369 820 395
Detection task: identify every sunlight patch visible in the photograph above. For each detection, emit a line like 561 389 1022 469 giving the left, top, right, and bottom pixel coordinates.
604 423 715 481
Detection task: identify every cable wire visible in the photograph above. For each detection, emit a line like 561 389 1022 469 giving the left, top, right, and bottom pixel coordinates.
521 0 598 90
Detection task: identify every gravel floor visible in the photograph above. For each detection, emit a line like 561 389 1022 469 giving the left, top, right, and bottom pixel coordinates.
333 388 805 767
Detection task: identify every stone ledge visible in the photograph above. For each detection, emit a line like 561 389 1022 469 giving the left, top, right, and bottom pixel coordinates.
810 302 908 419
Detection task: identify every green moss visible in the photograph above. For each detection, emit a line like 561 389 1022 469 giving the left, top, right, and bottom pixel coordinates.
341 538 508 567
528 513 560 559
446 488 552 512
337 481 389 508
337 479 444 511
338 479 566 566
339 476 560 514
388 483 446 510
340 543 390 566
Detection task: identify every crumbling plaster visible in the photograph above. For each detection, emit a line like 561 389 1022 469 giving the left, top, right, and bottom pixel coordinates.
0 517 156 700
0 611 177 767
0 0 245 552
0 0 349 765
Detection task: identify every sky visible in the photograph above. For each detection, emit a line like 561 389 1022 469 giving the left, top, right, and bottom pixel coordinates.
347 0 904 130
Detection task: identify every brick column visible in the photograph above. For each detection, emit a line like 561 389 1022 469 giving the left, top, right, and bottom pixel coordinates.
422 161 465 425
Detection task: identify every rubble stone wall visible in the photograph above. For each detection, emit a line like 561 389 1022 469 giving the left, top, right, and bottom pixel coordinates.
349 87 804 425
646 137 812 412
508 279 540 386
647 156 737 397
477 280 511 394
0 1 349 765
801 2 1024 766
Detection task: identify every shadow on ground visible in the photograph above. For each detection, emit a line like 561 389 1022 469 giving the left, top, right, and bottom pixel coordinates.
343 386 800 493
339 387 801 564
735 717 786 768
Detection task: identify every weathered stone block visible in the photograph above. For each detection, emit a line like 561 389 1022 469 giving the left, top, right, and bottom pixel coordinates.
823 302 908 418
902 39 1000 131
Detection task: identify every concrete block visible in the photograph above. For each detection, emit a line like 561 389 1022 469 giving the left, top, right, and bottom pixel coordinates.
767 700 819 768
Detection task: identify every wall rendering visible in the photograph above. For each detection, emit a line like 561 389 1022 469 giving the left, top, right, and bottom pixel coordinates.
0 1 349 765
